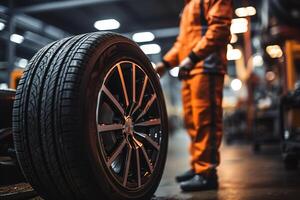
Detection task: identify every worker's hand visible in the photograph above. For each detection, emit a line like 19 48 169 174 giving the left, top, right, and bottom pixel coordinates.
178 57 195 81
155 62 167 77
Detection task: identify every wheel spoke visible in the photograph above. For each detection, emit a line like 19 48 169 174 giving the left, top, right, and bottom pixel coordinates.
135 118 161 127
102 85 125 115
117 64 129 107
132 136 143 147
135 147 141 187
141 146 154 173
132 76 148 115
139 76 148 106
135 132 160 151
123 145 132 187
107 139 127 166
132 64 136 103
97 124 123 133
136 94 157 121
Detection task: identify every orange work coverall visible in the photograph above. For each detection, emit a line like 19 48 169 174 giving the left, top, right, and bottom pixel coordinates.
163 0 233 174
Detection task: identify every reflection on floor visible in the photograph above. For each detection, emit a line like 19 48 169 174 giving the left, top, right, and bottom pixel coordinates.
1 130 300 200
155 130 300 200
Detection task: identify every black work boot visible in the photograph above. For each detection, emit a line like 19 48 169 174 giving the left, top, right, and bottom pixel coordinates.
180 169 218 192
175 169 195 182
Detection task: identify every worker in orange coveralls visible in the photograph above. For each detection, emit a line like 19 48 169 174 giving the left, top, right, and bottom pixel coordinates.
156 0 233 191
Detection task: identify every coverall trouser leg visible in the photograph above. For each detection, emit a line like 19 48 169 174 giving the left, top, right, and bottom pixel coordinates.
181 73 224 174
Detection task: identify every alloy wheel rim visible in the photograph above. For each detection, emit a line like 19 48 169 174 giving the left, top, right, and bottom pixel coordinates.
96 61 163 190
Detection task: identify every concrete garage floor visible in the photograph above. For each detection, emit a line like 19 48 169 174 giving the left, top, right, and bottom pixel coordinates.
154 130 300 200
1 130 300 200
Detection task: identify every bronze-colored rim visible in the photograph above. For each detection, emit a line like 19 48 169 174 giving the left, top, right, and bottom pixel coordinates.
96 61 162 190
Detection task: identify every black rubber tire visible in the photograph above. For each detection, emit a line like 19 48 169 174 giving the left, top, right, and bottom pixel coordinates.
13 32 168 200
0 89 15 129
252 143 261 154
283 154 298 170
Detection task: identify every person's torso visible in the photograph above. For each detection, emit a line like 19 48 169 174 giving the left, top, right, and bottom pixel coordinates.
179 0 227 74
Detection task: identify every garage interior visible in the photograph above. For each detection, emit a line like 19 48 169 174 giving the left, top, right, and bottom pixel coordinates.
1 0 300 199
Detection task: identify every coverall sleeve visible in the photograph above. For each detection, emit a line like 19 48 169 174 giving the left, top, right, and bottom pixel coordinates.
190 0 233 62
163 35 181 68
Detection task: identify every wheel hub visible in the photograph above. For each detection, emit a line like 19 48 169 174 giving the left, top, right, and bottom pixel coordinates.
124 116 134 135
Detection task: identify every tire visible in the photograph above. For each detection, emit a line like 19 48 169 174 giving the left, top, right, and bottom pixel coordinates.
0 89 15 129
252 143 261 154
283 154 298 170
13 32 168 200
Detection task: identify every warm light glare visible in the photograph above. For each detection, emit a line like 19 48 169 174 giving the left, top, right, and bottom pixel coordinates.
94 19 120 31
0 22 5 31
266 45 283 58
266 71 276 81
10 34 24 44
227 48 242 61
235 6 256 17
230 18 248 34
133 32 155 43
140 44 161 55
169 67 179 77
230 34 238 43
231 79 242 91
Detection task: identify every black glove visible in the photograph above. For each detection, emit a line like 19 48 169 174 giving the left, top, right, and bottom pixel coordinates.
177 57 195 80
178 66 192 80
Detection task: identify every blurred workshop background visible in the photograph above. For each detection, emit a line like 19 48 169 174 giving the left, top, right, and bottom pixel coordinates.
1 0 300 199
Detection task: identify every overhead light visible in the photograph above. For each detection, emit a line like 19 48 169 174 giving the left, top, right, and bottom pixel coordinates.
253 55 263 67
94 19 120 31
140 44 161 55
231 79 242 91
246 6 256 16
235 7 248 17
18 58 28 68
230 34 238 43
230 18 248 34
10 34 24 44
227 44 233 50
227 44 242 60
266 45 283 58
0 22 5 31
232 18 248 25
169 67 179 77
227 48 242 61
235 6 256 17
133 32 155 43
